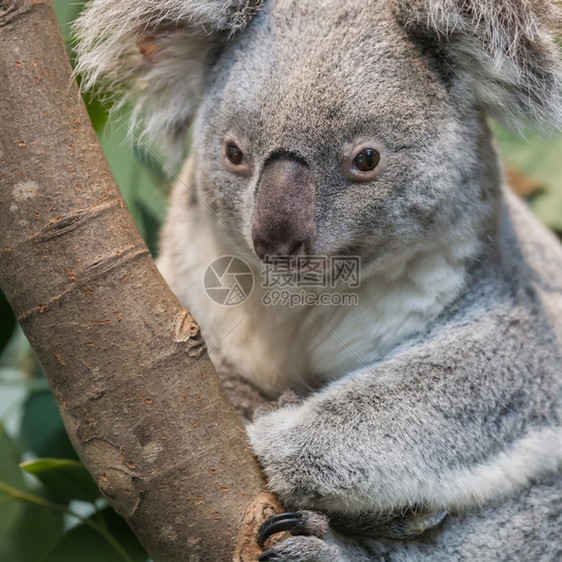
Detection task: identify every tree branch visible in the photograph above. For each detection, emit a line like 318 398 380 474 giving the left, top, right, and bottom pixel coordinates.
0 1 280 559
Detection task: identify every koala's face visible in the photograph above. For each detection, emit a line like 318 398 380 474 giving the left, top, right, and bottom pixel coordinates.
193 0 497 271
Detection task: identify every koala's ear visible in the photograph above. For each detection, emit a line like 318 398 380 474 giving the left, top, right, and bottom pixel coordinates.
396 0 562 132
73 0 264 160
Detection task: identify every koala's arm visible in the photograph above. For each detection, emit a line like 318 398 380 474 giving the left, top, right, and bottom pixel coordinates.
248 279 562 522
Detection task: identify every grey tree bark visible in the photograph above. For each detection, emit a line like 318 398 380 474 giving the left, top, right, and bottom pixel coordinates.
0 1 281 560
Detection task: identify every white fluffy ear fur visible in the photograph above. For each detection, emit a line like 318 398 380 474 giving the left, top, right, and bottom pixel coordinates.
73 0 264 160
397 0 562 132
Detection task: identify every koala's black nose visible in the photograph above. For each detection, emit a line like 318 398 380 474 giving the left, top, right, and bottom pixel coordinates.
252 155 316 261
253 237 306 260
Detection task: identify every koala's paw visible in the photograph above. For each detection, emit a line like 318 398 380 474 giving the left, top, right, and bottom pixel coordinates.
247 403 358 509
258 510 341 561
258 535 341 561
258 510 330 548
253 388 303 420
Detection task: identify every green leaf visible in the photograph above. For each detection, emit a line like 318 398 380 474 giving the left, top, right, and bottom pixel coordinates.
0 426 66 562
43 507 148 562
138 201 163 258
0 425 25 549
85 94 112 132
52 0 83 41
97 120 168 250
20 390 78 460
3 501 65 562
20 458 100 504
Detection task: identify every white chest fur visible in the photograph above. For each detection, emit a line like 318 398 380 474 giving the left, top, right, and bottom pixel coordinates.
158 184 477 397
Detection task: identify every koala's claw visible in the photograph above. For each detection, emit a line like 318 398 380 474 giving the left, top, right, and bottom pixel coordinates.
258 512 305 547
406 509 449 535
258 534 340 562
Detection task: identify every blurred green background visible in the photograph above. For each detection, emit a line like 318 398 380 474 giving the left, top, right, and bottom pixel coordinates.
0 2 561 561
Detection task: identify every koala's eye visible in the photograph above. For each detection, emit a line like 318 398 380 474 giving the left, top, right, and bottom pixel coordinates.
225 141 244 166
223 136 251 176
354 148 380 172
343 140 386 181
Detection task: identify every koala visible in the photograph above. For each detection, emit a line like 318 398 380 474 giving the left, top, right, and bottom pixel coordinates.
75 0 562 560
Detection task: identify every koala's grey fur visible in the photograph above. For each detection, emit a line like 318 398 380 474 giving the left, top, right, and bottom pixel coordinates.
75 1 562 560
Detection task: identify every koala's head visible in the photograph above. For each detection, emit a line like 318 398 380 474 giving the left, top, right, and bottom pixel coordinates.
75 0 561 270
